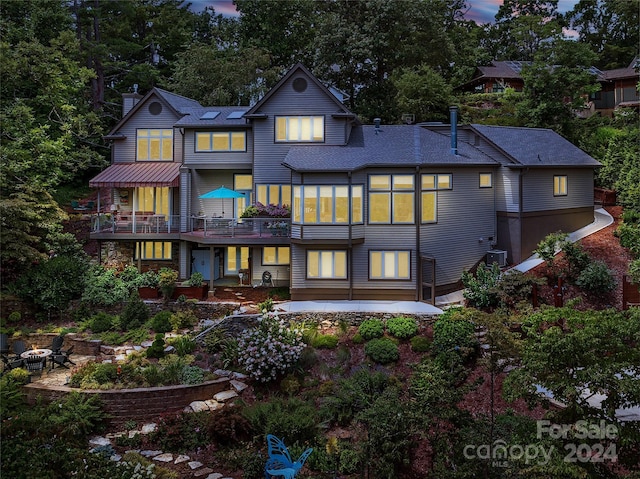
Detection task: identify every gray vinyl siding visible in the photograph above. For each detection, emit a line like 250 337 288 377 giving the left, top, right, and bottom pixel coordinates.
112 94 181 163
521 168 593 212
190 170 248 218
252 74 350 185
180 169 190 231
496 166 520 212
419 168 496 286
290 246 350 290
252 250 290 286
183 128 253 168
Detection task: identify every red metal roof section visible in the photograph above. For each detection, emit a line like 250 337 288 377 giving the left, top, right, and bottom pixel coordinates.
89 162 181 188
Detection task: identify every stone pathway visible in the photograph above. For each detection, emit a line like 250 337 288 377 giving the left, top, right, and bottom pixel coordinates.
89 375 248 479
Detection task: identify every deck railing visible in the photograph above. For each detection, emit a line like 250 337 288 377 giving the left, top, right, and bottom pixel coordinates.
91 214 290 239
92 214 180 234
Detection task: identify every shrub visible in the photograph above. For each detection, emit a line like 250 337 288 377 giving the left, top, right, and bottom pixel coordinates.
237 312 305 382
410 335 431 352
180 365 205 385
352 332 365 344
562 241 591 278
136 270 159 288
534 231 569 268
149 311 173 333
492 270 546 308
616 223 640 257
146 333 165 359
158 354 195 384
242 397 318 444
358 319 384 340
311 334 339 349
629 259 640 284
461 262 501 309
169 335 196 356
365 338 399 364
7 311 21 324
86 312 116 333
576 261 616 294
432 308 478 359
82 264 130 306
170 310 197 331
120 290 150 330
257 297 274 313
153 410 213 452
386 316 418 339
186 271 204 287
202 328 228 354
158 268 178 301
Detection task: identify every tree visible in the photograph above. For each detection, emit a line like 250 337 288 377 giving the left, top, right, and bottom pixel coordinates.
392 65 452 123
503 306 640 471
566 0 640 69
517 39 599 136
483 0 564 61
167 43 276 106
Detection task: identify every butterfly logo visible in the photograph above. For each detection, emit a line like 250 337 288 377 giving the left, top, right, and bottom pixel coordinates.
264 434 313 479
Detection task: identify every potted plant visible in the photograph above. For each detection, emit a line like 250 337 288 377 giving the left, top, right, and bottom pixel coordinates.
136 270 160 299
173 271 208 300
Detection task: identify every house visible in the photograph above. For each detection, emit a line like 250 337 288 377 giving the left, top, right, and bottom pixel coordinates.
459 58 639 117
90 63 600 302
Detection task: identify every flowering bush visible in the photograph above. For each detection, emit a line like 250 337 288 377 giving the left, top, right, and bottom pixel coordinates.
240 202 291 218
237 312 305 382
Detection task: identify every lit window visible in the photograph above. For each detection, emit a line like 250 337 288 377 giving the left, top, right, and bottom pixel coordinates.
370 251 410 279
136 187 169 215
263 247 290 265
369 175 414 224
480 173 493 188
307 250 347 279
292 186 364 224
234 174 252 218
276 116 324 142
135 242 172 260
137 129 173 161
195 131 246 151
257 184 292 207
554 175 567 196
227 246 249 273
421 192 436 223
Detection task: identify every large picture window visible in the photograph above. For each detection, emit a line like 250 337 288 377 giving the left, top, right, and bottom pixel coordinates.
292 185 363 224
307 250 347 279
196 131 246 151
554 175 568 196
370 251 410 280
263 247 290 265
368 175 414 224
135 242 172 260
257 184 292 207
137 129 173 161
276 116 324 142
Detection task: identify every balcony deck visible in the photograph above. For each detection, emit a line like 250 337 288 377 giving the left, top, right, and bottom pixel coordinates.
90 214 291 245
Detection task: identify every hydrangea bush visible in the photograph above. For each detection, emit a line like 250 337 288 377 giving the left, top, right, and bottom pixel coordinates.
237 312 305 382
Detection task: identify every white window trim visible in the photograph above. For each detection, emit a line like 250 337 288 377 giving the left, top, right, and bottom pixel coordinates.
292 185 363 225
137 129 173 161
368 175 415 225
195 131 246 152
275 116 324 143
262 247 290 266
554 175 568 196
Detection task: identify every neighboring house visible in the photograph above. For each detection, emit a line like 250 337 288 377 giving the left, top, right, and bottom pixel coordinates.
90 63 600 303
459 58 639 117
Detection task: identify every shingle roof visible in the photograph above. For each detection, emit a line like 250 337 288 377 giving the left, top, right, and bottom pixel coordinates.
470 124 601 167
174 107 250 127
153 89 202 113
282 125 498 172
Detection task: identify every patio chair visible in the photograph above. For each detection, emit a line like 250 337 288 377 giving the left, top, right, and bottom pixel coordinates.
1 354 24 372
0 333 9 356
11 340 27 360
50 345 75 369
48 335 64 355
24 356 45 375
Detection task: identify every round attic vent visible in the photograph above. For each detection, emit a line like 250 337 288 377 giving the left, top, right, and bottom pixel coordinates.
149 101 162 115
292 77 307 92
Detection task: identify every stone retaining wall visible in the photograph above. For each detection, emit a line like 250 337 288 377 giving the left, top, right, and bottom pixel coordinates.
23 377 231 422
7 333 102 356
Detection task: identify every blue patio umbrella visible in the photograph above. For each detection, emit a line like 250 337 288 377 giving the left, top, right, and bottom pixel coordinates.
198 186 244 216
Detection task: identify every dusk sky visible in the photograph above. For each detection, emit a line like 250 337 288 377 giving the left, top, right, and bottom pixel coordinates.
187 0 580 25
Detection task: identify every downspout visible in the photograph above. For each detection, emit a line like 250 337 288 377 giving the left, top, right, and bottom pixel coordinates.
450 106 459 156
415 166 421 302
348 172 353 301
518 168 529 262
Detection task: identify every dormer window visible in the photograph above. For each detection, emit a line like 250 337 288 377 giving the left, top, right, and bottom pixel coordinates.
137 129 172 161
275 116 324 142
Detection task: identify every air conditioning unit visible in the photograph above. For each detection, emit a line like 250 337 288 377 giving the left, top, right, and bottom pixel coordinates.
486 250 507 267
